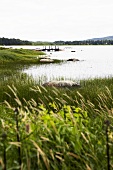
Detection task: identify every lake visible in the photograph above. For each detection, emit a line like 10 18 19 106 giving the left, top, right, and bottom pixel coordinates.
23 45 113 82
1 45 113 84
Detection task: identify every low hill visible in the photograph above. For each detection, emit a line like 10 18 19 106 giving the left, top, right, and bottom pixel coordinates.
87 36 113 41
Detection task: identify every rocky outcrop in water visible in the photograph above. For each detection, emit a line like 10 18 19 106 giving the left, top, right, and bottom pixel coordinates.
43 80 80 87
67 58 79 61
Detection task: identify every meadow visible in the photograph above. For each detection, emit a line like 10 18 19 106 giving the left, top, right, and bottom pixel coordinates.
0 48 113 169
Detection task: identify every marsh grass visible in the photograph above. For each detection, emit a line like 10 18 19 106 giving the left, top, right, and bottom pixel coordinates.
1 74 113 107
1 76 113 169
0 47 44 64
0 48 62 64
0 83 113 169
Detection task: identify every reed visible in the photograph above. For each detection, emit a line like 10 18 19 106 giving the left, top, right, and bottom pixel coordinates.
0 85 113 169
0 77 113 169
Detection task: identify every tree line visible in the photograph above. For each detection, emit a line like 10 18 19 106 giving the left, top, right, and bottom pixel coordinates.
0 37 32 45
1 37 113 45
28 40 113 45
54 40 113 45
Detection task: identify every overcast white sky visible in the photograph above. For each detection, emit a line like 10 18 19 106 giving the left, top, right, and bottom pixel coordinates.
0 0 113 41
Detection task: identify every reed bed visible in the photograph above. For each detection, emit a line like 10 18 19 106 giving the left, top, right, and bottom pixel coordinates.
0 75 113 169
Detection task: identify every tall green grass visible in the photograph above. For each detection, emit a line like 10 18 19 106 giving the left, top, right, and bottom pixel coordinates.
1 73 113 108
1 75 113 169
0 83 113 169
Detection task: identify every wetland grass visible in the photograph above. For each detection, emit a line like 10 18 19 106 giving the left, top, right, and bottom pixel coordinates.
0 47 44 64
0 75 113 169
0 47 62 64
1 74 113 108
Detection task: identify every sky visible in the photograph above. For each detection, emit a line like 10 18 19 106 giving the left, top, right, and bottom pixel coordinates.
0 0 113 42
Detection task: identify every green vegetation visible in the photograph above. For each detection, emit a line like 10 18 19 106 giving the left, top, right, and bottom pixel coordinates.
0 48 62 64
0 75 113 169
0 47 44 64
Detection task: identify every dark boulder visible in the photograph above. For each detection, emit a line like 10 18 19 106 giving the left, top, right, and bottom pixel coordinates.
67 58 79 61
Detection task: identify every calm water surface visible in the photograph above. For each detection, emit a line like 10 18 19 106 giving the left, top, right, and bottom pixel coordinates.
23 45 113 82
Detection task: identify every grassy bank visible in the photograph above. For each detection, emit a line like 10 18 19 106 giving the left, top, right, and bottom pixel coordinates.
0 47 45 64
0 76 113 169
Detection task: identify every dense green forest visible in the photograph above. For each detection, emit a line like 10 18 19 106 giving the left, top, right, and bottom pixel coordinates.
1 37 113 45
0 37 32 45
